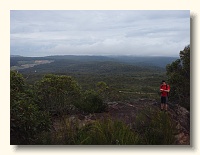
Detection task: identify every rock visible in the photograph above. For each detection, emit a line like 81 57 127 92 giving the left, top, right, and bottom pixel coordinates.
175 132 190 145
167 103 190 144
52 99 190 145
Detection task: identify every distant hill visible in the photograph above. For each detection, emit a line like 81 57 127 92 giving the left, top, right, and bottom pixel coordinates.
46 55 114 62
108 56 178 68
45 55 178 68
10 55 23 57
20 60 161 75
10 55 178 75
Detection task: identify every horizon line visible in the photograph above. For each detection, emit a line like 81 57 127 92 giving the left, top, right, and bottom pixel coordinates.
10 54 179 58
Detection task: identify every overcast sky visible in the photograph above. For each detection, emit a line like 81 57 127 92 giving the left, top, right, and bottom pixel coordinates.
10 10 190 57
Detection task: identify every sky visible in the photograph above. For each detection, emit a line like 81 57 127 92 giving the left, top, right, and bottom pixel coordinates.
10 10 190 57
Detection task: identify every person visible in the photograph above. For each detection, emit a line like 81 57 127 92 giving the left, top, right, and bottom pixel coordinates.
160 80 170 111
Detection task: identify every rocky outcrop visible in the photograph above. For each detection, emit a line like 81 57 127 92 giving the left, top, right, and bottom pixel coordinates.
168 104 190 145
53 99 190 145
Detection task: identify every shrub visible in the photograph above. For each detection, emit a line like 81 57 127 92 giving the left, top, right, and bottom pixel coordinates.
75 118 141 145
11 94 51 144
96 81 110 101
75 90 107 113
34 74 81 115
38 117 141 145
36 116 79 145
10 71 51 144
134 107 176 145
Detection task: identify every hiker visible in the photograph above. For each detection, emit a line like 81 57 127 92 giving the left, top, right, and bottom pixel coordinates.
160 80 170 111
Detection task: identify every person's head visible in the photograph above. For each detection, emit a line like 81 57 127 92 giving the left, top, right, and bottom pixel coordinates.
162 80 166 85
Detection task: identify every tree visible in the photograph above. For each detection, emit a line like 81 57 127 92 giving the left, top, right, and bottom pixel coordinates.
166 45 190 110
10 71 50 144
35 74 81 115
10 71 25 100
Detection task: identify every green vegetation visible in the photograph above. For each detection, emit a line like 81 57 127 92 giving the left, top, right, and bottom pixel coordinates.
134 107 176 145
34 74 81 115
10 71 51 145
17 58 166 101
166 45 190 110
75 118 140 145
10 49 189 145
10 70 176 145
36 114 176 145
74 90 107 113
35 117 141 145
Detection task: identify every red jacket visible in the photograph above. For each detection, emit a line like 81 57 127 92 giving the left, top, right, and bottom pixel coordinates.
160 84 170 97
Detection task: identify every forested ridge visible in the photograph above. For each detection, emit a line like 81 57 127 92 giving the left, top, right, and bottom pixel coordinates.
11 55 177 69
10 46 190 145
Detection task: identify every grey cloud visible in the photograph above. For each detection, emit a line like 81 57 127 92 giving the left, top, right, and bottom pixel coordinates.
10 10 190 57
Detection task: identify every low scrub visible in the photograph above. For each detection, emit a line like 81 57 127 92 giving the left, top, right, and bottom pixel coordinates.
32 109 177 145
37 117 141 145
75 118 141 145
134 107 177 145
74 90 107 113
